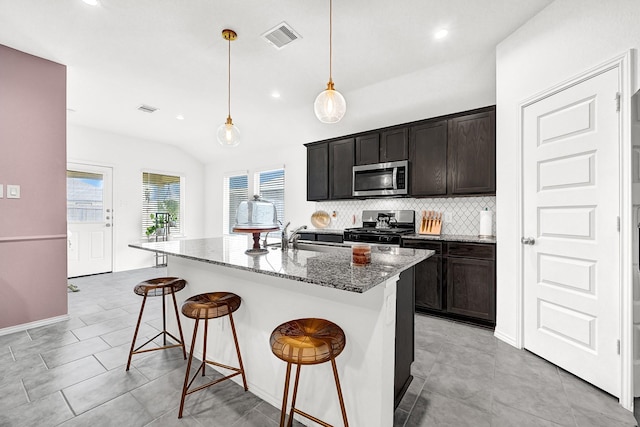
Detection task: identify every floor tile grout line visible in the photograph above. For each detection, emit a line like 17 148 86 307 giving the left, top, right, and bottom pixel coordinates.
20 378 30 403
59 389 78 418
9 344 16 362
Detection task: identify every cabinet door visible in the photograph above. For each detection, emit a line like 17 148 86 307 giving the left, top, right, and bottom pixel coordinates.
355 133 380 165
409 120 447 196
446 257 495 321
448 109 495 195
306 143 329 201
381 127 408 162
329 138 355 199
414 256 443 311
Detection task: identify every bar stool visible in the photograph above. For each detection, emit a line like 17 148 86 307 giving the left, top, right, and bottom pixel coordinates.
270 318 349 427
178 292 248 418
126 277 187 371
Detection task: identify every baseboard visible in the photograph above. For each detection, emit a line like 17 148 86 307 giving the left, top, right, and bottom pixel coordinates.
0 314 70 337
493 329 520 348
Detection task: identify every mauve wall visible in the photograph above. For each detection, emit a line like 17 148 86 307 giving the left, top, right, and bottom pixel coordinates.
0 44 67 329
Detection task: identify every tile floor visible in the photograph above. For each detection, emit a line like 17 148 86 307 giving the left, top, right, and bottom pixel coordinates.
0 267 637 427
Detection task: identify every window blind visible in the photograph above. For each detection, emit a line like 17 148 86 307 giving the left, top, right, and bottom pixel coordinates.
67 170 104 222
255 168 285 227
223 174 249 234
142 172 182 236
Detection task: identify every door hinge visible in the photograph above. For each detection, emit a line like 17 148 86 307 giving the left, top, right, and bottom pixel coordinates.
616 92 621 112
617 216 620 232
617 339 621 355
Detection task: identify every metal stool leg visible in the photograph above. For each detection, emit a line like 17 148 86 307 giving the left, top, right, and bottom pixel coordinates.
126 292 148 371
179 317 200 419
170 289 187 360
279 362 293 427
331 355 349 427
287 364 302 427
228 310 248 391
202 318 208 376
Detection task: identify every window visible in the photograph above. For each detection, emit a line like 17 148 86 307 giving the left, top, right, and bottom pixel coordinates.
142 172 183 236
223 172 249 234
67 170 104 222
254 167 285 226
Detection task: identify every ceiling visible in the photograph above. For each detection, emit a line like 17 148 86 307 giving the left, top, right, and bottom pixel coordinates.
0 0 553 160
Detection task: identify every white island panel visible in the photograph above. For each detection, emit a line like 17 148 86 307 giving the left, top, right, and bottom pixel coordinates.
167 254 397 427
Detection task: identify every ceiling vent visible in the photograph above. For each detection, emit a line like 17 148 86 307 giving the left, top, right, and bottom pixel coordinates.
261 22 301 50
137 104 158 113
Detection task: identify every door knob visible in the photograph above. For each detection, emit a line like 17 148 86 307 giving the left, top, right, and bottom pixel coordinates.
106 223 111 227
521 237 535 245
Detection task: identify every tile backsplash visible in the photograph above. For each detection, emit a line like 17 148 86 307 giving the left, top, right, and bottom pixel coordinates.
316 196 496 236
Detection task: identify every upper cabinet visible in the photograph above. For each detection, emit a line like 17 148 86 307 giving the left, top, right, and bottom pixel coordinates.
409 120 447 196
447 109 496 195
355 127 408 166
307 142 329 201
306 138 355 201
409 106 495 197
329 138 355 200
305 105 495 201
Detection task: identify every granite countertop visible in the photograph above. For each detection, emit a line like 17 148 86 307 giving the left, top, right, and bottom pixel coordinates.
402 233 497 244
129 236 432 293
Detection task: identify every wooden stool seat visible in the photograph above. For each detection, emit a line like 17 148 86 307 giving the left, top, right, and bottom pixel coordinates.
126 277 187 371
270 318 349 427
178 291 248 418
270 318 346 365
133 277 186 297
181 292 241 319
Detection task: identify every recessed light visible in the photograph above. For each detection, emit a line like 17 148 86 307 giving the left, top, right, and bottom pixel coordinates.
271 91 281 99
176 114 185 120
82 0 100 6
434 29 448 40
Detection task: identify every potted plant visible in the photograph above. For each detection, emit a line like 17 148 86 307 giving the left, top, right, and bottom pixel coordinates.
145 213 167 239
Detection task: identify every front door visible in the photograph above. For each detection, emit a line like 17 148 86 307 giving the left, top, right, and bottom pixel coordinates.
522 66 621 396
67 163 113 277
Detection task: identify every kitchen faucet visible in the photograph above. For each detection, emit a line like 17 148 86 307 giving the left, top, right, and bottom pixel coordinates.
282 224 307 250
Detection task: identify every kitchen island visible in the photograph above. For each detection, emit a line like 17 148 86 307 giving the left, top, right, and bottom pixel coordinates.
129 236 432 426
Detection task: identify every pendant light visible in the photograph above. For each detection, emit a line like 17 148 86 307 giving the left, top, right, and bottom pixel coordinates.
217 29 240 147
314 0 346 123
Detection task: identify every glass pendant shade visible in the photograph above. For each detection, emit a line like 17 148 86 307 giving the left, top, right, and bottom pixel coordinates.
217 116 240 147
314 84 346 123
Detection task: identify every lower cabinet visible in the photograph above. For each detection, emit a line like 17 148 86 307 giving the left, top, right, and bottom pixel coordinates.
395 266 415 408
402 239 496 326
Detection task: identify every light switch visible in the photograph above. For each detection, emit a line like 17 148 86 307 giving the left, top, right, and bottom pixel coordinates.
0 184 3 198
7 184 20 199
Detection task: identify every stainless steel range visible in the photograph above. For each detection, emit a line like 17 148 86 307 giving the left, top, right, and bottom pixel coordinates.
343 210 415 246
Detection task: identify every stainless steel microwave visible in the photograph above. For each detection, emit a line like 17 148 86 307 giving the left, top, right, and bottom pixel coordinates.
352 160 408 197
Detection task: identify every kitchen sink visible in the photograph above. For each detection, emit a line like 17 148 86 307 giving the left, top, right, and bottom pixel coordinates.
295 242 350 253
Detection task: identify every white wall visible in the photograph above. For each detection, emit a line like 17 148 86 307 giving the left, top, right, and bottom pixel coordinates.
495 0 640 344
68 125 205 271
205 50 497 235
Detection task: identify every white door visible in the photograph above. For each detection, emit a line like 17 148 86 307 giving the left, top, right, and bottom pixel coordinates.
67 163 113 277
522 66 621 396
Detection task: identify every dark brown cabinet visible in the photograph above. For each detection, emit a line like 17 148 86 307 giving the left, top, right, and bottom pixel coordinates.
306 105 494 201
329 138 355 200
355 133 380 165
306 142 329 201
354 127 408 166
409 120 447 196
305 138 354 201
401 239 443 311
401 239 496 326
381 127 409 162
446 243 495 322
448 109 496 195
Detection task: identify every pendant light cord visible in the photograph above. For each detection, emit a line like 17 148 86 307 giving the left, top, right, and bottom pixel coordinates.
227 36 231 119
329 0 333 83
